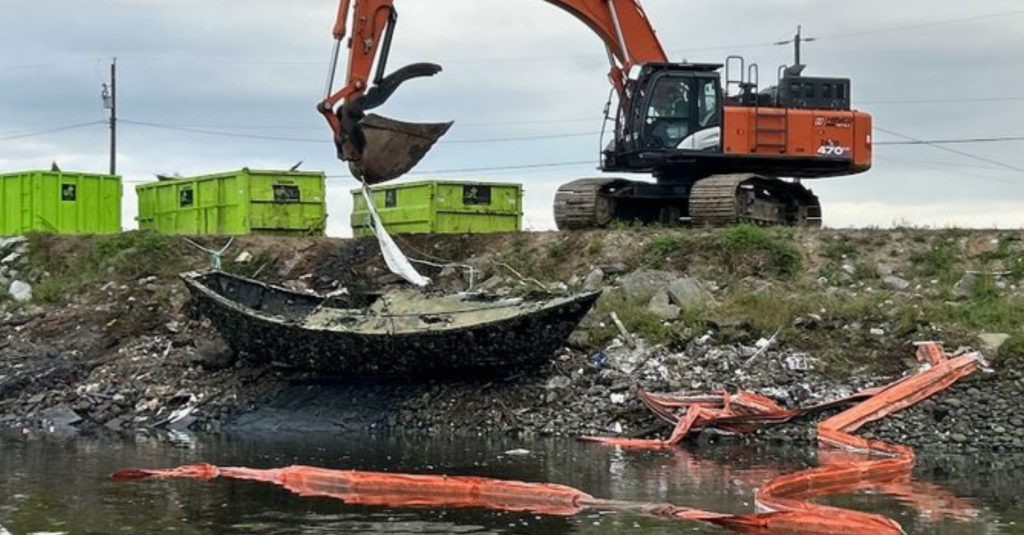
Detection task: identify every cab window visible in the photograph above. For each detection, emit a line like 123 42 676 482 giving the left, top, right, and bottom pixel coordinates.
644 77 692 148
697 78 719 128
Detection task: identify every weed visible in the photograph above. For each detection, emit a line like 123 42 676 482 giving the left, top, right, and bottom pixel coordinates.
590 291 690 348
642 234 690 268
822 238 857 262
720 225 803 277
586 238 604 257
547 240 569 262
910 241 960 284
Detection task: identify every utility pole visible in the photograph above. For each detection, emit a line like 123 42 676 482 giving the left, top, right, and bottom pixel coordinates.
101 58 117 175
775 25 816 69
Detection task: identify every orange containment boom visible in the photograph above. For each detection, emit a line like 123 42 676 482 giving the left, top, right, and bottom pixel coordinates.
585 342 984 534
114 343 982 534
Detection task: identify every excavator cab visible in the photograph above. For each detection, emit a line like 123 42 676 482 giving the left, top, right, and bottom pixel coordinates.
605 64 725 174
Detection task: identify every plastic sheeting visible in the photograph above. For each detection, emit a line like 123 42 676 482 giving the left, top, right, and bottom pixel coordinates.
359 181 430 287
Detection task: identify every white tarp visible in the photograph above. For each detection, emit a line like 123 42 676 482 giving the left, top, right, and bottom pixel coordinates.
359 182 431 287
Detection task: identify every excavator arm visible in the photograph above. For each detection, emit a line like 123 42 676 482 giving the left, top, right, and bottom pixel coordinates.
318 0 670 183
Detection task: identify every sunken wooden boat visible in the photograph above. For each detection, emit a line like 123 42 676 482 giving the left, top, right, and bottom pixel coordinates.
181 270 601 376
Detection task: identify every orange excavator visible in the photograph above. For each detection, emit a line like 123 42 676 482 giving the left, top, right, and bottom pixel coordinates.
318 1 873 228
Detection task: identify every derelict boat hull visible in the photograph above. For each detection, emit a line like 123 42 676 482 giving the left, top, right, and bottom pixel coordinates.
181 270 600 376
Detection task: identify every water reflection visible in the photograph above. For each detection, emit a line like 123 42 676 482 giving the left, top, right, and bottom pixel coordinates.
0 432 1020 534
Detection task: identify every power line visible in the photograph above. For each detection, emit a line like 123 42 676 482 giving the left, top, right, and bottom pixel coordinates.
859 96 1024 105
0 59 96 73
877 135 1024 146
121 119 332 144
445 131 598 144
115 116 600 132
326 160 597 178
876 126 1024 175
7 8 1021 75
0 121 105 142
121 119 600 145
876 155 1024 188
817 8 1024 41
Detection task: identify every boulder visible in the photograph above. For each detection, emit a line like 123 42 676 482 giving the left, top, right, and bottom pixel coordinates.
0 236 27 253
8 280 31 302
647 290 680 321
666 277 711 307
620 269 673 301
978 333 1011 355
583 268 605 291
953 273 978 300
882 275 911 292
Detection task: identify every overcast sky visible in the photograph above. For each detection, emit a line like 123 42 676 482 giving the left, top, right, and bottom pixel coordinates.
2 0 1023 235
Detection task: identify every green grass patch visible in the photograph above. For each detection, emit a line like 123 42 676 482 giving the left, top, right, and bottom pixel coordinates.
720 225 803 277
25 231 186 304
642 234 691 268
822 237 857 262
910 241 960 284
590 291 693 348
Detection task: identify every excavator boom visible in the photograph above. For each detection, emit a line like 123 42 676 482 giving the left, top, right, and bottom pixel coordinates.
319 0 669 183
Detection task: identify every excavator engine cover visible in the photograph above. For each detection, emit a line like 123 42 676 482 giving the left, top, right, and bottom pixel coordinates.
349 114 453 184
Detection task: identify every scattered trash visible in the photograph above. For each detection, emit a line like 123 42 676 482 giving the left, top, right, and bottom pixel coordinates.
503 449 531 457
609 312 635 349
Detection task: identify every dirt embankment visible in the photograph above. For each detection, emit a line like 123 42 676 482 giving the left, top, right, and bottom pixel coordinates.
1 228 1023 452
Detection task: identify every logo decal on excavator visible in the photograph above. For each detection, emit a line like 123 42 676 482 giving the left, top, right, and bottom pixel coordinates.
814 116 854 128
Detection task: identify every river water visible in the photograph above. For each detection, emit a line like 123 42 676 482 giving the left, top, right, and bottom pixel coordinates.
0 431 1021 534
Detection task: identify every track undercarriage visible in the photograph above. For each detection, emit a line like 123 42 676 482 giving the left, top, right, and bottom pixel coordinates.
553 174 822 230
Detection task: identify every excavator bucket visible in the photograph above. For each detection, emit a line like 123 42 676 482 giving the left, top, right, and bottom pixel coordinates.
349 114 453 184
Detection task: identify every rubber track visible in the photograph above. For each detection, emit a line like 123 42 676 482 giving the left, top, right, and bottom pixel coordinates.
553 178 621 230
690 174 821 227
688 174 755 227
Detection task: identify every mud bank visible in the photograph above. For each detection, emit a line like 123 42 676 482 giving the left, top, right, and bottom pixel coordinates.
1 229 1023 451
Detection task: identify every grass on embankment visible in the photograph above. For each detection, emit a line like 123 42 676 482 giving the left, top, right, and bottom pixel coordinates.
571 225 1024 376
24 231 190 303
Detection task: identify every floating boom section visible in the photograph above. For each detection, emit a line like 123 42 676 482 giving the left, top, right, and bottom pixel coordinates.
318 0 668 183
114 344 981 534
586 343 984 534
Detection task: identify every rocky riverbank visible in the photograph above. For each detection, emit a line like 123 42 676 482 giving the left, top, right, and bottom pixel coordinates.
1 228 1023 452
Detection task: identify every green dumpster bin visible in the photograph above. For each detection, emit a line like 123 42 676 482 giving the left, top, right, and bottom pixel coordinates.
0 170 122 236
351 180 523 237
136 168 327 236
